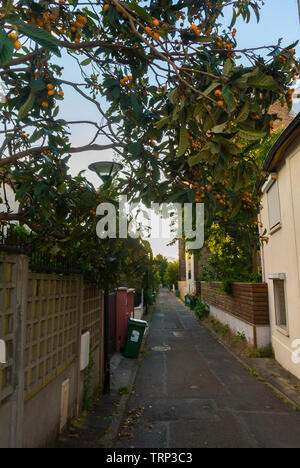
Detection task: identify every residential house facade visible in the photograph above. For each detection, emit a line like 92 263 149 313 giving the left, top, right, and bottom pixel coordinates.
259 113 300 379
178 238 209 298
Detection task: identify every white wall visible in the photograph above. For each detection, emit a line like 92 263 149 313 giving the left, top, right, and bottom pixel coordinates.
260 133 300 379
210 305 271 349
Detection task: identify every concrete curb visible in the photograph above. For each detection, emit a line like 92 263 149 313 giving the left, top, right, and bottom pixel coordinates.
172 292 300 412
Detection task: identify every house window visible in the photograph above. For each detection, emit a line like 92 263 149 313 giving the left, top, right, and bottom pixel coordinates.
267 180 281 230
274 279 288 330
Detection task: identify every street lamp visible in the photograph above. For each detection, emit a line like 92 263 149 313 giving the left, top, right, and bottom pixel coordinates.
88 160 123 394
88 161 123 184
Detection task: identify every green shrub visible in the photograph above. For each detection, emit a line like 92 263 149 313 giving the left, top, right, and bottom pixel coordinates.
194 297 210 321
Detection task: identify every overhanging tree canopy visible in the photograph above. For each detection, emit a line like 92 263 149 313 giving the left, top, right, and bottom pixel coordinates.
0 0 298 247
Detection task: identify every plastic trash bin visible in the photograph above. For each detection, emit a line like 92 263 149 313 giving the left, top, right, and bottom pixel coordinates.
122 318 148 358
175 289 180 297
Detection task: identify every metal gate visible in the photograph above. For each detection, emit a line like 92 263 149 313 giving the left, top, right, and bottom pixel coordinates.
108 292 116 357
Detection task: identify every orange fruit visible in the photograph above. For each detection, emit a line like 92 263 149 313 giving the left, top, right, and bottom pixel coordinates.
14 40 22 50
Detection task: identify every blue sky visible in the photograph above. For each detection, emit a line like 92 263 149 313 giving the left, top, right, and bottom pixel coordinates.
58 0 300 258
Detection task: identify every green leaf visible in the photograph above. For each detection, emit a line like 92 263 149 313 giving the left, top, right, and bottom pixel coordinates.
126 1 152 21
128 141 143 156
30 80 46 93
15 182 31 200
202 81 220 96
34 182 47 197
222 86 235 108
238 126 267 141
211 122 227 134
18 92 36 120
197 36 213 43
188 152 201 167
155 115 169 129
130 93 142 119
167 87 179 104
223 59 233 76
230 9 237 28
80 58 92 66
247 74 279 90
0 28 14 66
53 106 59 118
29 128 44 144
236 101 249 123
176 126 188 158
11 21 61 56
251 4 260 23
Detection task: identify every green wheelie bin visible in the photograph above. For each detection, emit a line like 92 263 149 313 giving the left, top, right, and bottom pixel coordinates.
122 318 148 358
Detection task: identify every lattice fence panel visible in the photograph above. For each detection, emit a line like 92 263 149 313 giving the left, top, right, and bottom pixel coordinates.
24 274 79 398
0 257 17 402
82 285 103 351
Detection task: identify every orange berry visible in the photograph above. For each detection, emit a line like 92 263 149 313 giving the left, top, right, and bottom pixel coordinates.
104 4 109 11
153 19 159 26
214 89 222 97
8 32 18 40
41 101 48 108
48 89 55 96
14 40 22 50
46 83 53 90
153 32 159 41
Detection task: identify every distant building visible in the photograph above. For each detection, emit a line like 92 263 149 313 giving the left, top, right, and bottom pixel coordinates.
178 239 209 298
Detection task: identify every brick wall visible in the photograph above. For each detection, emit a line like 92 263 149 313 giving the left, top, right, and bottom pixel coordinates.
201 282 269 326
194 247 209 280
269 102 293 130
178 239 186 281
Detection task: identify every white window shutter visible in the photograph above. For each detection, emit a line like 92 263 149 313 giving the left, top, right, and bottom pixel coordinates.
267 180 281 230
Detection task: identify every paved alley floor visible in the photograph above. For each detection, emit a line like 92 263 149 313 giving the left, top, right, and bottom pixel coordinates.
114 289 300 448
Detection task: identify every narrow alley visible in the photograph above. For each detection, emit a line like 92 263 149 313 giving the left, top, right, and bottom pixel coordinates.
114 289 300 448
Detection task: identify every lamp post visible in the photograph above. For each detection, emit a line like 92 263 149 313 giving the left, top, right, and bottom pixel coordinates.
88 161 123 184
89 160 123 394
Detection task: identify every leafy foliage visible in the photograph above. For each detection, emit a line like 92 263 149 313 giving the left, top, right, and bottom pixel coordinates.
164 261 179 288
194 297 210 321
0 0 298 273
